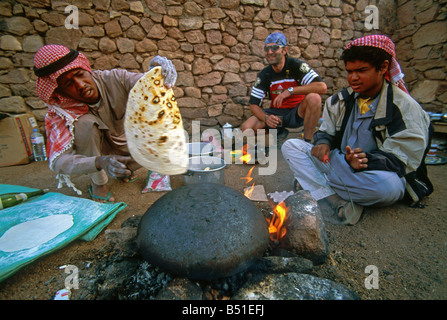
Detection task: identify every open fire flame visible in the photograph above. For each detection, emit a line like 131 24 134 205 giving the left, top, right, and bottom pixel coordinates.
241 166 255 198
239 144 252 164
267 201 288 242
241 164 288 242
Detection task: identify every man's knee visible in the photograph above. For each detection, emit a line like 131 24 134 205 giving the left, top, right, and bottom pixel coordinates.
281 139 306 158
281 139 293 156
241 116 262 133
240 119 251 133
298 94 322 120
304 93 322 111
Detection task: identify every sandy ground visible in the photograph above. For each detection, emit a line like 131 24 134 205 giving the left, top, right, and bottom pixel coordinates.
0 130 446 300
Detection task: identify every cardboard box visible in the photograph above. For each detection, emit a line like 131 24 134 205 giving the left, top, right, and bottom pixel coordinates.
0 113 38 167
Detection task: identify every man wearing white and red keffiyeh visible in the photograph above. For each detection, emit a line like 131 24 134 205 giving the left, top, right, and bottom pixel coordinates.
282 35 432 225
33 44 177 202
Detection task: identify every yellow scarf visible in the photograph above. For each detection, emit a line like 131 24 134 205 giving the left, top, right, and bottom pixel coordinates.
358 97 373 115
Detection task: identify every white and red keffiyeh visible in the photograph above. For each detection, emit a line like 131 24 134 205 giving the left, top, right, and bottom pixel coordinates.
34 44 92 106
345 35 409 94
34 45 93 193
34 45 91 171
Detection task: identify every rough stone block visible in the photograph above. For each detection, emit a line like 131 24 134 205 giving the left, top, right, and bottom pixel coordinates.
281 190 330 265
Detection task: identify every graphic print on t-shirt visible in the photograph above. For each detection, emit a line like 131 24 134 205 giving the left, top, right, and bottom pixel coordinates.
249 58 322 109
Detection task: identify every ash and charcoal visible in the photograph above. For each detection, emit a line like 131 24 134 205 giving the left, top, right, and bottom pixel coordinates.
122 262 172 300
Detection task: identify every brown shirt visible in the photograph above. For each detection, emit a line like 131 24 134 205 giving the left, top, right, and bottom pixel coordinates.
52 69 143 176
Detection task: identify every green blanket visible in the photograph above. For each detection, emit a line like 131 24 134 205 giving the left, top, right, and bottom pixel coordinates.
0 184 126 283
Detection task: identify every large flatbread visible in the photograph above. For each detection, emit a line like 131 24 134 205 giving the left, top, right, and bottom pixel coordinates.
0 215 74 252
125 66 188 175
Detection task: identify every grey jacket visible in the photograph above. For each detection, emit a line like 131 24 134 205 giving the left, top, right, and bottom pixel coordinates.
315 80 430 176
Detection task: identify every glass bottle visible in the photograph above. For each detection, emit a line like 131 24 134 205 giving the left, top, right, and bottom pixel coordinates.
0 189 49 210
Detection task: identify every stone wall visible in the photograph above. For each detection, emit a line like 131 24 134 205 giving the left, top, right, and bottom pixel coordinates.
394 0 447 113
0 0 445 133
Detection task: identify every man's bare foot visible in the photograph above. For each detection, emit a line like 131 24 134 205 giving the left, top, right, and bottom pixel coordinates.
88 183 115 203
121 171 137 183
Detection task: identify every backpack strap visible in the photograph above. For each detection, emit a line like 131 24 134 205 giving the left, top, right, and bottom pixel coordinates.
404 122 434 207
332 88 356 149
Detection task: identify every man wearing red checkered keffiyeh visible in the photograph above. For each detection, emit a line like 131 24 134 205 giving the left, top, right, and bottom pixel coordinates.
344 34 408 94
34 44 177 202
34 45 90 171
282 35 432 225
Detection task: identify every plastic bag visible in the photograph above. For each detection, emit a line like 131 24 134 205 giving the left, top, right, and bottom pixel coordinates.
142 171 172 193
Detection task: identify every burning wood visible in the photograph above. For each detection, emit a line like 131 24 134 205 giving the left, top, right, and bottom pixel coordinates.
241 165 268 201
240 161 288 239
267 202 288 242
244 185 268 201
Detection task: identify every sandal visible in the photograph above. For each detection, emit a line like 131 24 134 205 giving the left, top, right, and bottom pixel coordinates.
122 171 138 183
336 200 364 225
88 185 113 204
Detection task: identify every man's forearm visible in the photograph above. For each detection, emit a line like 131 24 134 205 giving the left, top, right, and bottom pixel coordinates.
53 150 98 175
290 81 327 96
250 104 268 122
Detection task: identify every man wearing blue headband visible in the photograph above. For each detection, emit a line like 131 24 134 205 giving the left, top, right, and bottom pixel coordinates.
241 32 327 145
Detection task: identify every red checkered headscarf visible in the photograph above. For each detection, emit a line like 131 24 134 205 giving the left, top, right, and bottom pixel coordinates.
34 45 92 170
345 35 408 94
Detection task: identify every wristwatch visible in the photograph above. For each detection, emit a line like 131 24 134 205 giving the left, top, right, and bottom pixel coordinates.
264 115 268 123
287 87 293 95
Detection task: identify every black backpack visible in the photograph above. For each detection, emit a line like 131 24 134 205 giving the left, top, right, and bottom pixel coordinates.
404 122 434 208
